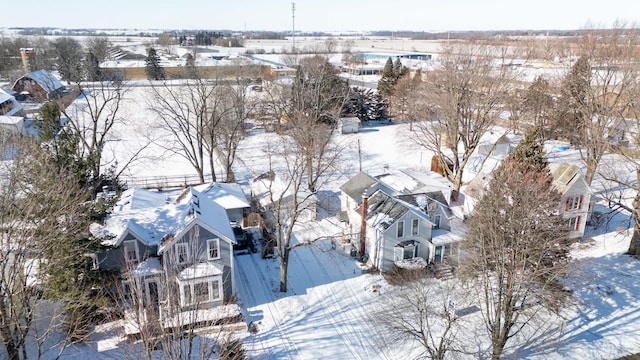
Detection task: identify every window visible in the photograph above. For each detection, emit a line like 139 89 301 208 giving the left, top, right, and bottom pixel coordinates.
565 196 583 211
194 282 209 302
394 241 417 261
434 215 441 229
411 219 419 236
397 221 405 238
175 243 190 265
569 216 581 231
123 240 138 264
182 284 192 305
207 238 220 260
180 278 222 306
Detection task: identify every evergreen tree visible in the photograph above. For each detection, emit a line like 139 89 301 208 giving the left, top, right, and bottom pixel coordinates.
350 87 388 121
508 125 548 173
144 47 165 80
393 57 407 80
462 155 572 359
377 57 396 98
554 56 590 142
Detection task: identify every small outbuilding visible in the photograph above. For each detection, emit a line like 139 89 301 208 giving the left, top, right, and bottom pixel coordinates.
340 117 361 134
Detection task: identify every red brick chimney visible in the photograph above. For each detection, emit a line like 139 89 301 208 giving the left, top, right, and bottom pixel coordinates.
360 193 368 258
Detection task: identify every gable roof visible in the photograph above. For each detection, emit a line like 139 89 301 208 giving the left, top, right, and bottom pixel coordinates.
15 70 64 93
551 162 590 195
340 171 379 202
92 184 236 249
193 182 250 210
397 192 454 219
364 190 433 231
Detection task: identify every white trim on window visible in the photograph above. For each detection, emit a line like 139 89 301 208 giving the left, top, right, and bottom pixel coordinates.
411 218 419 236
179 277 223 307
207 238 221 260
397 220 405 238
175 242 190 265
123 240 139 265
144 278 161 306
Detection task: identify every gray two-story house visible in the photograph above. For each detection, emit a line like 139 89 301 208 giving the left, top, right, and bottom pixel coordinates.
340 171 461 272
91 183 249 333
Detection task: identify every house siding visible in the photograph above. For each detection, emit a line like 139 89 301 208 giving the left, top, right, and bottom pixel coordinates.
561 179 591 238
97 233 157 271
377 212 433 271
162 224 234 308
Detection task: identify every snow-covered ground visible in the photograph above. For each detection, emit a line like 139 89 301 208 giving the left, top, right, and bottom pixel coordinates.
39 82 640 359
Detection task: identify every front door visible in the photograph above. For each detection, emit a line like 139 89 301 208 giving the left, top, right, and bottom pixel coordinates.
434 245 443 262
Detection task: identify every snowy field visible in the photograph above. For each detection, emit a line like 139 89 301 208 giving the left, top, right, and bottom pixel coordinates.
53 83 640 359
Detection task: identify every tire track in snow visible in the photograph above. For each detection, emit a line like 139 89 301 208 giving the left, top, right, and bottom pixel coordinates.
298 243 393 360
234 255 271 359
236 253 300 359
290 247 363 360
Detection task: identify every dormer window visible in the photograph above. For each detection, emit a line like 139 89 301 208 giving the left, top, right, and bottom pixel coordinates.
123 240 139 265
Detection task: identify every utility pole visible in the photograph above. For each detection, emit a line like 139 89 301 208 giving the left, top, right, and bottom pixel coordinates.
291 2 296 53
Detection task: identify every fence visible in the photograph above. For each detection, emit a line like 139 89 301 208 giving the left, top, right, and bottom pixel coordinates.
121 173 216 189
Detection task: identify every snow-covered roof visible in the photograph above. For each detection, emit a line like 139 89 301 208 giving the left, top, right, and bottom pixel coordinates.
130 257 163 277
0 116 23 127
92 183 236 249
0 88 13 104
365 189 433 231
193 182 250 210
551 162 590 195
16 69 64 93
177 262 224 281
0 89 23 116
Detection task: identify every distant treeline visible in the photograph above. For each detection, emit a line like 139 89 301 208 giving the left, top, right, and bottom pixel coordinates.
10 27 594 40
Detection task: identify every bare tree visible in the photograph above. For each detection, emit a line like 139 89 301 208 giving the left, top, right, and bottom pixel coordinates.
286 55 350 192
211 77 248 183
555 23 640 185
149 75 247 183
391 70 422 129
60 80 133 192
374 278 465 360
460 156 573 359
51 37 84 82
406 40 520 197
257 135 341 293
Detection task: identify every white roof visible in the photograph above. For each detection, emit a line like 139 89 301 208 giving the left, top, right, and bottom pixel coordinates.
193 182 250 210
0 89 12 104
0 116 23 126
130 257 163 277
177 262 224 281
92 184 236 248
18 70 64 93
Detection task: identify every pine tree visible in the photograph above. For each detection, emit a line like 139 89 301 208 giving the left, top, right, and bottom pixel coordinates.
393 57 407 80
377 57 396 98
508 125 548 173
144 47 165 80
554 56 590 142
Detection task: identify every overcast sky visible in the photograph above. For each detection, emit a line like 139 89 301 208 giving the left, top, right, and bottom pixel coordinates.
2 0 638 32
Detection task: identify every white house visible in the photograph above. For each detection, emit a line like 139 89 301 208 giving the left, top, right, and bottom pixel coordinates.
551 163 593 238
